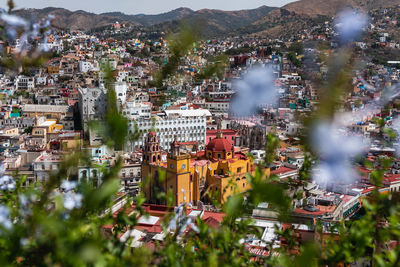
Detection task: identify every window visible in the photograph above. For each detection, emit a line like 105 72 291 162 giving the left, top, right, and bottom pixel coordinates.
243 183 245 188
237 167 242 173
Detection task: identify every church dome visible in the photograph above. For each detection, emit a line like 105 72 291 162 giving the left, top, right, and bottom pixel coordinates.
206 137 233 152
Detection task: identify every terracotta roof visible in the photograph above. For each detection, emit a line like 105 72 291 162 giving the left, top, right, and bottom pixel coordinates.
203 217 220 228
207 129 237 135
206 137 233 152
270 167 297 176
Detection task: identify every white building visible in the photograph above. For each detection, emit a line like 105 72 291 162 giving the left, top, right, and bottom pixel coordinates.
204 101 230 114
78 145 114 185
122 100 152 120
116 71 129 82
129 109 211 150
15 76 35 90
100 58 117 70
79 61 99 73
285 122 300 136
35 77 47 86
32 151 61 183
114 82 128 105
78 87 107 132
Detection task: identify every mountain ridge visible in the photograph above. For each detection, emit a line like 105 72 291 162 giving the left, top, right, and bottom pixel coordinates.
10 0 400 36
12 5 277 31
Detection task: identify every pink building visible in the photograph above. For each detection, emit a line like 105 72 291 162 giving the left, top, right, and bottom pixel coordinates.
206 129 238 146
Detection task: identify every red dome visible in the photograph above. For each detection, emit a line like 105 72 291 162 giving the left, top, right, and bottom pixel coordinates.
206 137 233 152
148 131 157 137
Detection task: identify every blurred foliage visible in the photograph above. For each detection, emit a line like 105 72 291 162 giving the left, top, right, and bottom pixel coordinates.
195 54 228 80
264 133 279 167
152 24 199 88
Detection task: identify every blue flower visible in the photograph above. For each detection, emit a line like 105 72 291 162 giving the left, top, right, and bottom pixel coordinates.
335 10 368 43
311 121 366 186
60 180 78 192
63 192 83 210
230 66 278 117
0 205 12 230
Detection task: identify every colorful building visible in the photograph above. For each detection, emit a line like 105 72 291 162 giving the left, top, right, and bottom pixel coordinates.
142 131 260 206
206 129 238 146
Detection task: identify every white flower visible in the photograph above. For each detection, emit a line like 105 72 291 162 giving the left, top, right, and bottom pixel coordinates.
0 12 54 53
311 121 366 186
0 175 16 191
18 194 28 207
179 218 200 235
20 238 29 247
230 66 278 117
335 10 368 43
60 180 77 192
167 203 184 231
167 203 199 235
0 205 12 230
0 162 5 176
0 14 28 28
63 192 83 210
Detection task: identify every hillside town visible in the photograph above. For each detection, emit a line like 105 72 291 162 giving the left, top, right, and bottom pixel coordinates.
0 2 400 262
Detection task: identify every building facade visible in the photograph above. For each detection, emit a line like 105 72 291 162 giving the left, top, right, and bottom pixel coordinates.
130 110 209 150
142 131 259 206
78 87 107 132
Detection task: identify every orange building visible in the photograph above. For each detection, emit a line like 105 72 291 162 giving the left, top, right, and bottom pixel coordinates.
142 131 261 206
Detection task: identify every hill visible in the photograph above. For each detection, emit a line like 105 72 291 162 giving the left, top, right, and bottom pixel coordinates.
13 7 120 31
101 7 195 26
233 0 400 39
146 6 278 37
10 1 400 37
282 0 400 16
12 6 277 33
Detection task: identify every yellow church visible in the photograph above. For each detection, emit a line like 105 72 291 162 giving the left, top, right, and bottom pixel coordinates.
141 131 258 206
